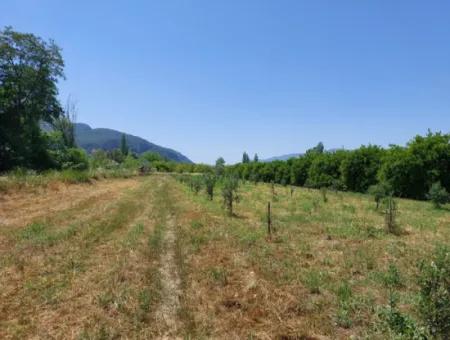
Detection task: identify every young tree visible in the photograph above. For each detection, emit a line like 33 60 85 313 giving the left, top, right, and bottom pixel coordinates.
368 182 391 210
215 157 226 177
203 173 216 200
191 176 202 195
242 152 250 163
426 182 449 208
384 196 399 234
120 133 129 156
0 27 64 171
253 153 259 163
222 176 240 216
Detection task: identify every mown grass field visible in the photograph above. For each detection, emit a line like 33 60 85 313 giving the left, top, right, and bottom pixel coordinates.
0 174 448 339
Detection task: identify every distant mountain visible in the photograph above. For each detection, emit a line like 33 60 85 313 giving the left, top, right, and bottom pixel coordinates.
74 123 192 163
263 153 303 162
263 149 342 162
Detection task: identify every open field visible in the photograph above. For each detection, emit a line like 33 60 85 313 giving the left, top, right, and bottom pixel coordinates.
0 174 449 339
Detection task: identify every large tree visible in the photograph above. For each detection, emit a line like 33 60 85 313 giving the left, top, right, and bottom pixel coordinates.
0 27 64 171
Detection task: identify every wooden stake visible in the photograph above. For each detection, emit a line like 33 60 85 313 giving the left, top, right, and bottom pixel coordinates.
267 202 272 236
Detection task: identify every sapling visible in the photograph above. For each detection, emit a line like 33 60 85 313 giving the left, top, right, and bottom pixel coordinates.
320 187 328 203
384 196 399 234
222 176 240 216
191 176 202 195
203 173 216 200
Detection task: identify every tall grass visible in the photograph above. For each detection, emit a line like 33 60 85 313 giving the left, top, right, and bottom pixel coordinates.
0 167 139 193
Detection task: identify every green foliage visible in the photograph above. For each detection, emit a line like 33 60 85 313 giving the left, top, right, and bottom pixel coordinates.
242 152 250 163
418 245 450 338
308 141 324 154
203 173 216 200
426 182 449 208
228 132 450 201
340 145 383 192
45 127 89 171
51 96 77 149
108 148 125 164
0 27 64 171
120 133 129 156
378 291 427 339
253 153 259 163
379 132 450 200
368 182 391 209
215 157 226 177
191 176 203 195
221 176 240 216
306 151 347 188
382 263 403 288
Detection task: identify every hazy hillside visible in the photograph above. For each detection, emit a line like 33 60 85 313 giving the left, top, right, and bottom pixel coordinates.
263 153 303 162
74 123 192 163
263 149 342 162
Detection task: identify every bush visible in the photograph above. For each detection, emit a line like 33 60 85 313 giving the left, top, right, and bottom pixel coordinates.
63 148 89 170
418 245 450 338
49 146 89 171
426 182 449 208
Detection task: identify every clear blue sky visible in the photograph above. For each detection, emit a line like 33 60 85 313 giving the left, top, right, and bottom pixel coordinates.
1 1 449 164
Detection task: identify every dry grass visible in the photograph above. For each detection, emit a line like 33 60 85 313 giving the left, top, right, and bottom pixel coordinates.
0 175 448 339
174 179 450 339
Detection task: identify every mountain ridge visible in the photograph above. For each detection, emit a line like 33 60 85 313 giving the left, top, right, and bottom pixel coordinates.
74 123 192 163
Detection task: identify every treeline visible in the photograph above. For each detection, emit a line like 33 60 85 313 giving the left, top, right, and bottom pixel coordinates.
89 149 211 174
0 27 208 174
228 132 450 200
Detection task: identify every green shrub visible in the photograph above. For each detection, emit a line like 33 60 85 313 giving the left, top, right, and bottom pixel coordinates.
378 291 427 339
382 263 402 288
418 245 450 338
64 148 89 170
426 182 449 209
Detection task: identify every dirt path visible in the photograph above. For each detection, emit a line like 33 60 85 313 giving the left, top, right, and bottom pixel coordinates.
156 212 182 339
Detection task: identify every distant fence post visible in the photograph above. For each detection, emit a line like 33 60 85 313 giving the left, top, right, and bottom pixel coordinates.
267 201 272 237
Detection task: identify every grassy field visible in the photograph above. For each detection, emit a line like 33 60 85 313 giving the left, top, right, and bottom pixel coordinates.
0 174 448 339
